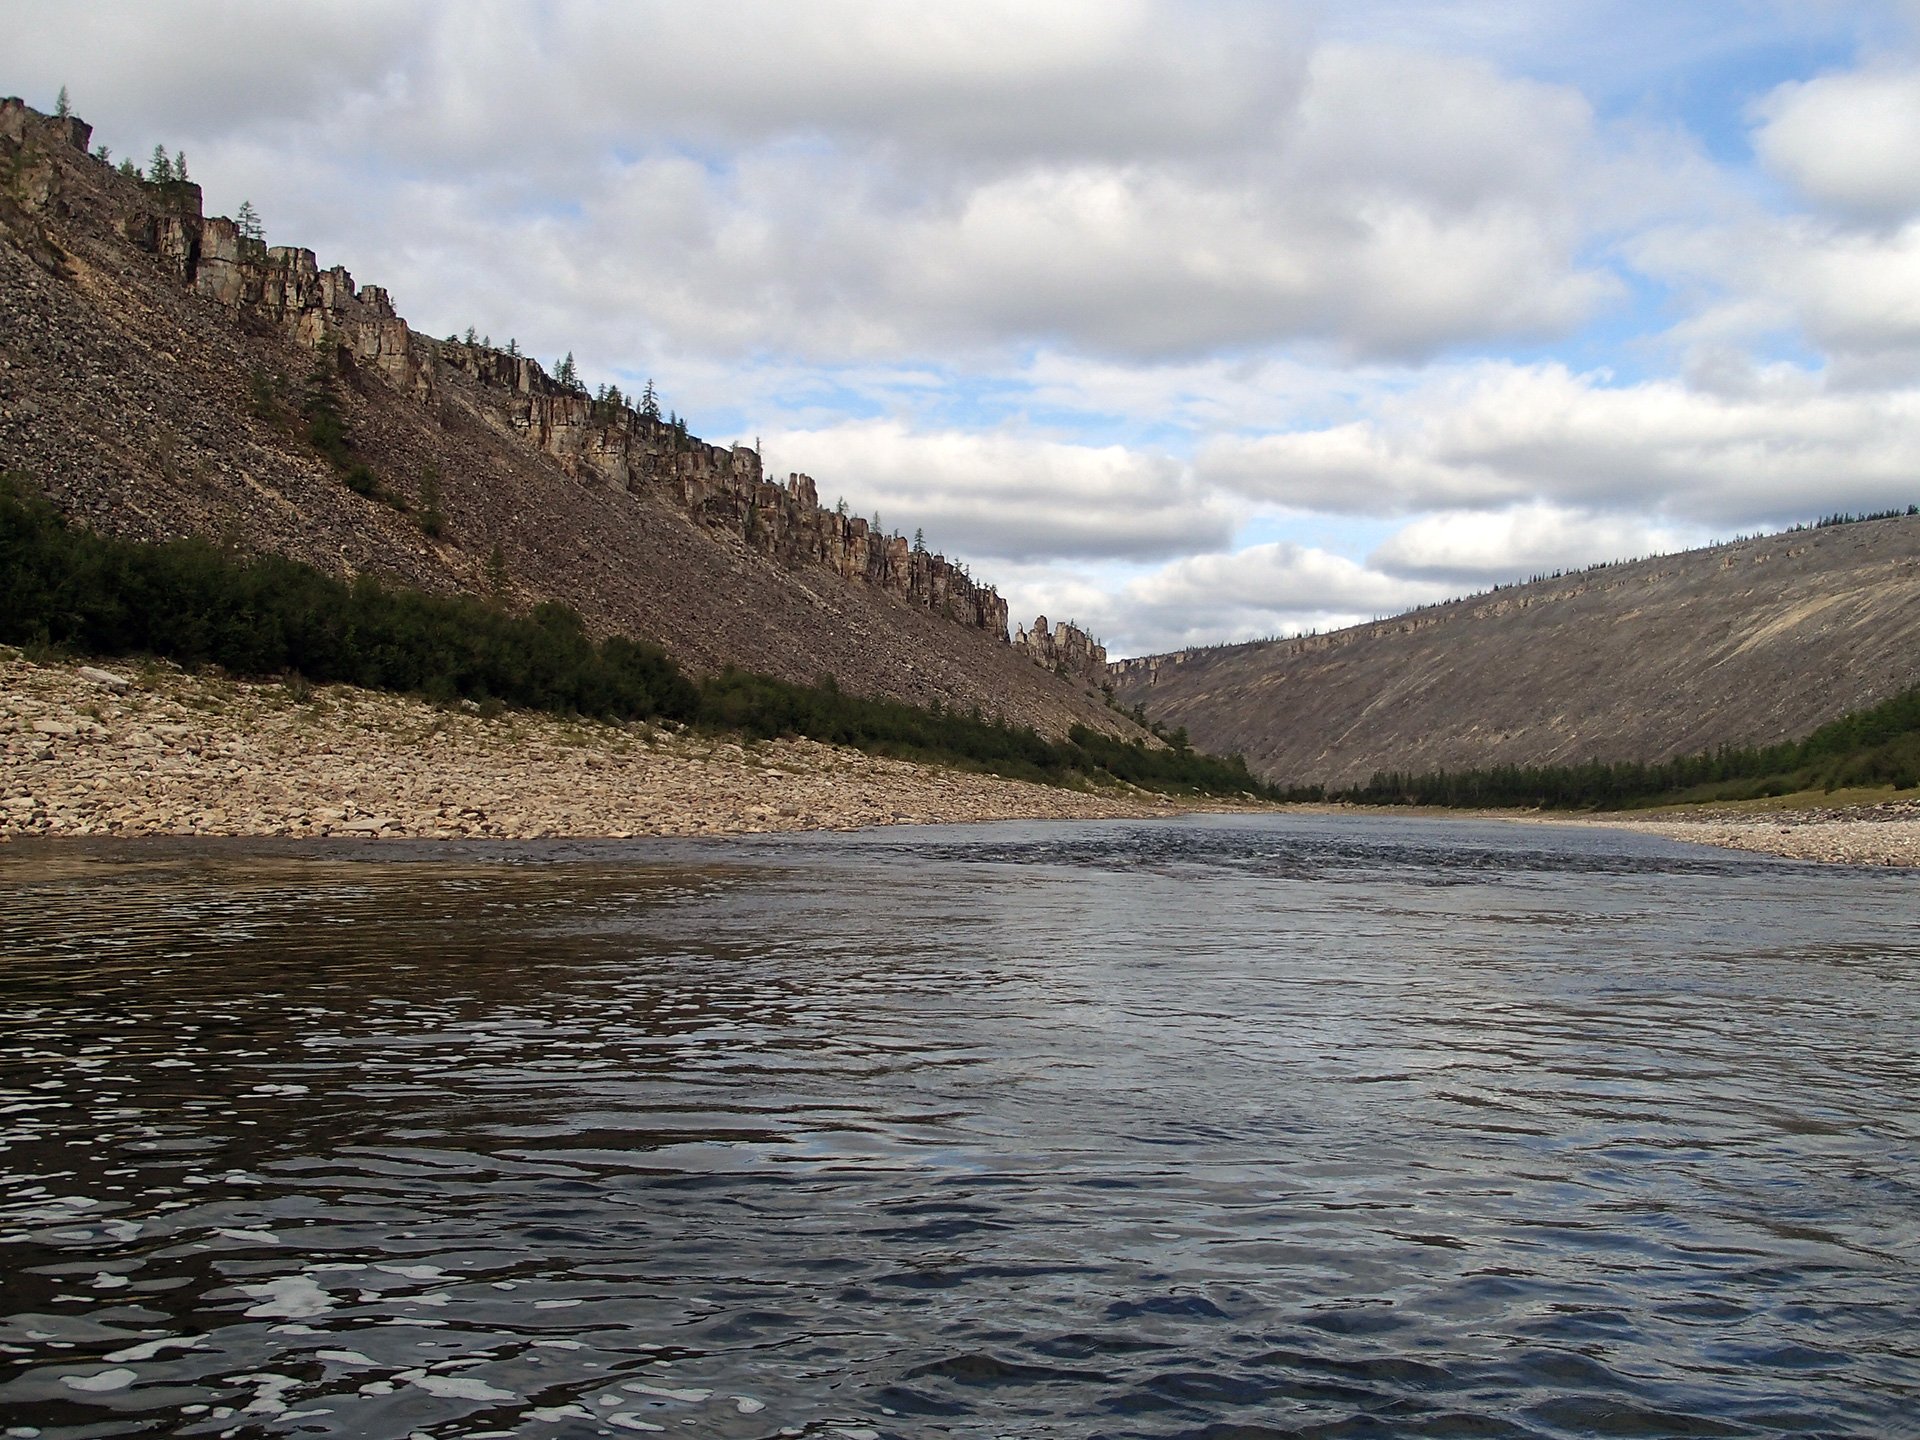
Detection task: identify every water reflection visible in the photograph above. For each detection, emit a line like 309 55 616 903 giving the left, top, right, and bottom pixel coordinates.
2 815 1918 1437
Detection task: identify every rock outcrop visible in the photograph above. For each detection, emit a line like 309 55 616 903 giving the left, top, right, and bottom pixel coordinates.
1014 616 1108 686
0 97 1126 739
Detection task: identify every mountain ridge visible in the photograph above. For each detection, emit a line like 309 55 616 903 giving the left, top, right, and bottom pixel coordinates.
1112 514 1920 786
0 96 1128 739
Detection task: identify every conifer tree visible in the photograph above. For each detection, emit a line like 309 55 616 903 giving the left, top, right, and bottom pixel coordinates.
54 86 70 118
640 379 661 420
148 145 173 183
174 150 189 182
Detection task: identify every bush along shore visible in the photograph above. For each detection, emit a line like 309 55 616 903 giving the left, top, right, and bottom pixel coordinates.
0 475 1271 820
1297 684 1920 812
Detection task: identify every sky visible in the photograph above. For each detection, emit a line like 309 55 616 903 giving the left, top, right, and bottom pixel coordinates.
11 0 1920 656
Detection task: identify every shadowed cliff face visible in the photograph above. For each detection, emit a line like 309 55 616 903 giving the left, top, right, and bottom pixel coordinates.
0 99 1124 737
1112 517 1920 787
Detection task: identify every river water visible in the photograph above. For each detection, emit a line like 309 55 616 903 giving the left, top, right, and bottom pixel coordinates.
2 813 1917 1439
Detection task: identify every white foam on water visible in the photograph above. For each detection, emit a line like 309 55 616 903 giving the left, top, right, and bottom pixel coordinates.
62 1368 137 1393
238 1276 335 1318
316 1350 376 1366
624 1382 712 1402
529 1405 595 1422
105 1337 200 1362
376 1264 446 1281
735 1397 766 1414
530 1339 584 1349
407 1374 516 1401
214 1229 283 1245
89 1273 129 1290
532 1299 581 1309
607 1417 666 1433
235 1372 302 1416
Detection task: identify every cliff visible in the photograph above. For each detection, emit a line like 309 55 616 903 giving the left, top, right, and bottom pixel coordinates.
0 98 1125 737
1014 617 1108 687
1112 516 1920 787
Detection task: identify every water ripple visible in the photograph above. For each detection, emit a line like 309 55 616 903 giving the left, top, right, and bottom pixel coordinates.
2 814 1917 1437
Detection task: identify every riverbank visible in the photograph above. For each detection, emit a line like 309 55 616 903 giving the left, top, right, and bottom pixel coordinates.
1581 799 1920 868
1281 797 1920 868
0 653 1194 840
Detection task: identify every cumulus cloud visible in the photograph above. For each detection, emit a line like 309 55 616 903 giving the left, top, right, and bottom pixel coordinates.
1196 361 1920 527
1103 541 1443 654
3 0 421 152
13 2 1624 365
757 421 1234 563
1367 503 1700 584
1754 66 1920 223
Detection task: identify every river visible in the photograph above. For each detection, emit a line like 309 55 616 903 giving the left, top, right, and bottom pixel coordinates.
2 813 1917 1438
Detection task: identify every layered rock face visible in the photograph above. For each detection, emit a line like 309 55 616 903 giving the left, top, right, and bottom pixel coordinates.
1112 517 1920 787
10 97 1006 641
1014 617 1108 687
0 98 1128 738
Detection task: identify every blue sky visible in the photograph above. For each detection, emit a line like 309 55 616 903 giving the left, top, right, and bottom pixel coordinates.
12 1 1920 654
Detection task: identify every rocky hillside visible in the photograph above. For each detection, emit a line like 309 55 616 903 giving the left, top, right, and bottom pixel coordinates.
1113 515 1920 787
0 99 1128 738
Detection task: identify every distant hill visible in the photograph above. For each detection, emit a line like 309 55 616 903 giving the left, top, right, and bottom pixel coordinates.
0 98 1126 739
1111 515 1920 787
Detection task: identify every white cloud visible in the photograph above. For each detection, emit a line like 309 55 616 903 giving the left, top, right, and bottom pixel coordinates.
20 4 1626 366
3 0 420 139
757 421 1234 563
1367 503 1700 583
1197 361 1920 526
1104 541 1442 654
1754 65 1920 223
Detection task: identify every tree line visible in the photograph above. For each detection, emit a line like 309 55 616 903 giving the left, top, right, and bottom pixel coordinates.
0 476 1266 800
1312 687 1920 810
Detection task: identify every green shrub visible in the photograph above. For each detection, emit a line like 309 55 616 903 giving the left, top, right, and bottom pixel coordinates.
0 475 1267 798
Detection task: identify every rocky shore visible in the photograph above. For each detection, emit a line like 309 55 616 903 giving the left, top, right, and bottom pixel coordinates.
0 654 1186 841
1588 802 1920 868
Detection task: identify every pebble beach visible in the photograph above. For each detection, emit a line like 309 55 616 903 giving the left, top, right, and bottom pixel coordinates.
0 653 1184 841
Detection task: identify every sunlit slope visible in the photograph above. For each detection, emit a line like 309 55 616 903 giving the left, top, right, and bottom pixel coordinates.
1111 516 1920 788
